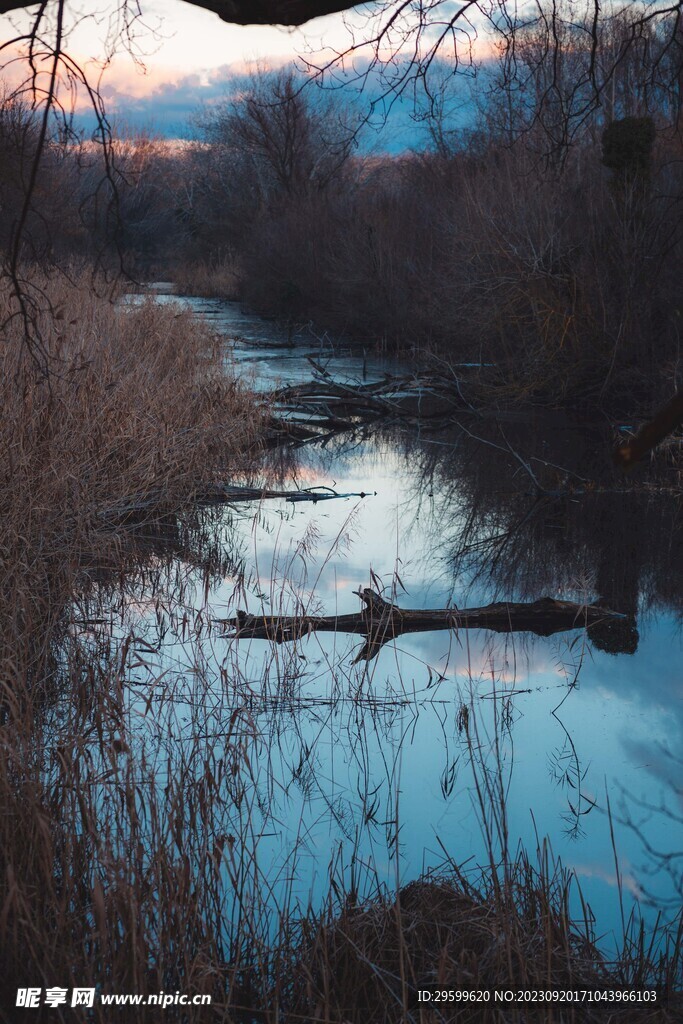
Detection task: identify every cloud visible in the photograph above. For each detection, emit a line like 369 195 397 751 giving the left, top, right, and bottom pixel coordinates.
89 61 269 136
85 57 480 153
74 61 292 137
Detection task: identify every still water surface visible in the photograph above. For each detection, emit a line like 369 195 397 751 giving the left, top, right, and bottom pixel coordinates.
126 291 683 952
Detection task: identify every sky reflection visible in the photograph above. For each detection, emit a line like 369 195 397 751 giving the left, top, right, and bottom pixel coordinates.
112 293 683 958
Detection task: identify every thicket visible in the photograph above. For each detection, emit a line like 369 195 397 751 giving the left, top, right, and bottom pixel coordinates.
0 102 185 273
164 14 683 407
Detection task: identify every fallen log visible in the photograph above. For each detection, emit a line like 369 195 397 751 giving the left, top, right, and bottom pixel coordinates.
220 587 629 661
197 484 374 504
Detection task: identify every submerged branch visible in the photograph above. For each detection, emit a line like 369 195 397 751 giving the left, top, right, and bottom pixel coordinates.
98 483 374 523
272 369 474 430
221 587 628 661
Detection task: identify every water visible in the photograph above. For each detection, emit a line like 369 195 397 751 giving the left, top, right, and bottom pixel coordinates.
116 291 683 954
149 290 403 392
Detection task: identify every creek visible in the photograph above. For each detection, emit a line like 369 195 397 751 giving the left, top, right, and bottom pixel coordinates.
119 289 683 954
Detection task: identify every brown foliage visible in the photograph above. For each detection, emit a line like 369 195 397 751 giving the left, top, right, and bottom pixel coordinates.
228 133 683 404
284 867 680 1022
0 270 265 685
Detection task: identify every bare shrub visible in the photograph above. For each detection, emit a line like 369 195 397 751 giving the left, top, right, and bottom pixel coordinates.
230 128 683 402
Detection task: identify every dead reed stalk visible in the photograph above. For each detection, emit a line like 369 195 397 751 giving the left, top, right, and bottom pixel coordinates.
0 268 266 685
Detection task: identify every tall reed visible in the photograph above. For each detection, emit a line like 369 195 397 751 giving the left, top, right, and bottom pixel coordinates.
0 269 265 687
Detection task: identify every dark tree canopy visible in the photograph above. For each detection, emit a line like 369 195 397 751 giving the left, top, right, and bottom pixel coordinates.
189 1 358 24
1 0 358 23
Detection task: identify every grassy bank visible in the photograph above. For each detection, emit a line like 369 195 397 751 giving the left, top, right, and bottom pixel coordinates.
0 270 266 686
0 269 267 1019
277 862 681 1022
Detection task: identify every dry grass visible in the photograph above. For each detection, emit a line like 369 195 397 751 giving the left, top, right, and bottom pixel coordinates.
0 268 270 1020
173 254 242 299
0 268 265 685
281 863 681 1022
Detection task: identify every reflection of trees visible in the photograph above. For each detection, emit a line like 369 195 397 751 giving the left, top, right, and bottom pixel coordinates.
392 412 683 637
353 416 683 926
616 745 683 911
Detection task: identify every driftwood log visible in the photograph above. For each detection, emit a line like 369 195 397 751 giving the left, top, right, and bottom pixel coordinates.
221 587 628 661
197 484 374 504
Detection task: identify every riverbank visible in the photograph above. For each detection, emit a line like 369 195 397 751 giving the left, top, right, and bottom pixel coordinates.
0 270 268 687
259 863 681 1022
0 271 272 1016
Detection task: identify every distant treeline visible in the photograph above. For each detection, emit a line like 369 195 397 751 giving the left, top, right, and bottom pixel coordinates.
2 6 683 404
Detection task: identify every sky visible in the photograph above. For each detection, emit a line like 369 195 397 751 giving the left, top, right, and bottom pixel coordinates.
93 0 355 117
0 1 484 149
